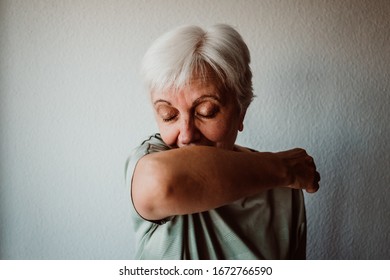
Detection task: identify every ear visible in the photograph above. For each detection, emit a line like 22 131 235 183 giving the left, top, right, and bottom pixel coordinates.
238 109 247 132
239 121 244 132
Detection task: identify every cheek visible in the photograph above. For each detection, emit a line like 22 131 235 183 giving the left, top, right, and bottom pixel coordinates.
157 123 178 146
200 120 238 143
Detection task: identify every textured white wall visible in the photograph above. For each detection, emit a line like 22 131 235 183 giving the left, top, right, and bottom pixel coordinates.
0 0 389 259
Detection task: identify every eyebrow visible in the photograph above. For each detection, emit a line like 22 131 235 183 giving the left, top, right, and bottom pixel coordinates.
153 95 221 107
153 99 171 106
193 95 221 106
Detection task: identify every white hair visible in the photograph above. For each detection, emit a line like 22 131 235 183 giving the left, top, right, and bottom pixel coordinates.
141 24 254 112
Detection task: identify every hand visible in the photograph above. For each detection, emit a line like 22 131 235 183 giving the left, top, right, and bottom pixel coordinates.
276 148 320 193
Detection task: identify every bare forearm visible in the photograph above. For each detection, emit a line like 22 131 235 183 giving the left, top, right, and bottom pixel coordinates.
132 146 291 220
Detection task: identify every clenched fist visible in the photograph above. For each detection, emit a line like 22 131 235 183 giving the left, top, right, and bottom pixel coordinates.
276 148 320 193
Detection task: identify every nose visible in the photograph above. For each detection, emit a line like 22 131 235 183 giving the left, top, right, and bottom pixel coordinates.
177 117 199 147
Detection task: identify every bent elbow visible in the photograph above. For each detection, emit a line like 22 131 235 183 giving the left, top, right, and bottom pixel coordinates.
131 155 173 221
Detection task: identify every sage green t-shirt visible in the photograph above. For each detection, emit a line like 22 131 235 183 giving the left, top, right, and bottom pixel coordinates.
125 134 307 259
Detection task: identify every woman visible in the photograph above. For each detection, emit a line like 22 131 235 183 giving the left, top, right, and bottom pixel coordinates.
126 24 320 259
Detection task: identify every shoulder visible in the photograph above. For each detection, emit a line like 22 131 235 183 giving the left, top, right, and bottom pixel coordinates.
131 133 170 160
233 144 256 153
125 133 170 186
138 133 170 154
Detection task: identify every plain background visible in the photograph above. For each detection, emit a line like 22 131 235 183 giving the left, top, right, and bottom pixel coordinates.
1 0 389 259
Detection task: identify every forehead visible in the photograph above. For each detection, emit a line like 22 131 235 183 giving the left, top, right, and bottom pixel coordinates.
151 75 227 102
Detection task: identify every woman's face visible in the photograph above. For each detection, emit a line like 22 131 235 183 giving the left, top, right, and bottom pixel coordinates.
151 76 245 150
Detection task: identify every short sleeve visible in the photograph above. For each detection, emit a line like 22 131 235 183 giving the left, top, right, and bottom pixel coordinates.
125 134 171 225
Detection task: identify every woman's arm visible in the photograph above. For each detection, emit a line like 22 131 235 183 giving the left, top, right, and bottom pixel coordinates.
132 145 319 221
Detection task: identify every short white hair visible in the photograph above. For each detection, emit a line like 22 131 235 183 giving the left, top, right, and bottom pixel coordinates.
141 24 254 112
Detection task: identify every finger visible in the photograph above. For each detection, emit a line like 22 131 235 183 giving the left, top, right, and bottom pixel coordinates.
306 183 319 193
316 171 321 182
306 171 320 193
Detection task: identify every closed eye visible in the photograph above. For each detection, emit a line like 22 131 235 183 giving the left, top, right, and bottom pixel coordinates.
162 115 177 122
156 104 178 123
195 102 220 119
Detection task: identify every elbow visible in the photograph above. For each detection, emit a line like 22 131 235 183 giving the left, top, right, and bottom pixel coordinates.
131 155 174 221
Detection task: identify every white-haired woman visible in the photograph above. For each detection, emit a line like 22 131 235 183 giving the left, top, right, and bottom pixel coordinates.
126 24 320 259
